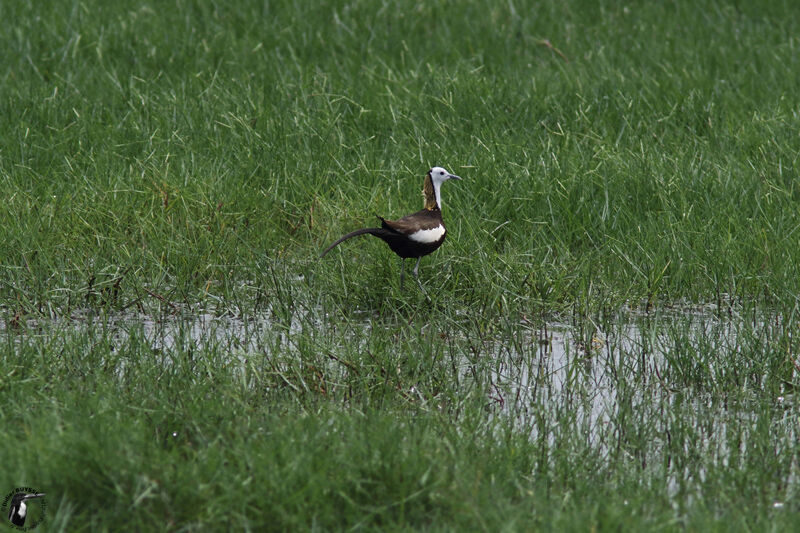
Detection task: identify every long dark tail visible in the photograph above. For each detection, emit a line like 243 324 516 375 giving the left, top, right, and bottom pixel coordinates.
319 228 395 258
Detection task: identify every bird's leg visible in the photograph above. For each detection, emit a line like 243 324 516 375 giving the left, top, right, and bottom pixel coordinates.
412 257 426 293
399 258 406 288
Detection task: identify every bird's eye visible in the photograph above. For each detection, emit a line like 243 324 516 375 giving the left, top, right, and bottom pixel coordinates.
439 171 444 175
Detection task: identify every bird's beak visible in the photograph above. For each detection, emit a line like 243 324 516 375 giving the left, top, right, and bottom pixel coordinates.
448 173 462 180
23 493 45 501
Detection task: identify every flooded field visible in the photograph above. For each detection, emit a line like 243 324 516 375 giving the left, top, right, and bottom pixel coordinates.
4 302 799 528
7 306 798 498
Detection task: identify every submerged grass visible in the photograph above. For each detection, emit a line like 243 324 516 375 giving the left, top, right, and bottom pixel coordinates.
2 309 800 530
2 0 800 529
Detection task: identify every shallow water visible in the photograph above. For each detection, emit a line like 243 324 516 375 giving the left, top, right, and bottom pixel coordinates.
5 305 798 502
481 311 799 504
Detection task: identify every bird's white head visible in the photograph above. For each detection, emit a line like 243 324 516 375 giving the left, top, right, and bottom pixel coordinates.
427 166 461 209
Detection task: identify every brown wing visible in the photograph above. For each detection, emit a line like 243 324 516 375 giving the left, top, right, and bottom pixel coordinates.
379 209 443 236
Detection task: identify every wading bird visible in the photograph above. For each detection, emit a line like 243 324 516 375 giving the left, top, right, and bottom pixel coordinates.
8 492 45 527
320 166 462 290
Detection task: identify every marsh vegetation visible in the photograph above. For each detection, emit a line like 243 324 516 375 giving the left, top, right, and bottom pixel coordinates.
2 0 800 529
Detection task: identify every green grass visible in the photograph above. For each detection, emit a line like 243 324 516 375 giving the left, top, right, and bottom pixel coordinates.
3 311 800 530
2 0 800 530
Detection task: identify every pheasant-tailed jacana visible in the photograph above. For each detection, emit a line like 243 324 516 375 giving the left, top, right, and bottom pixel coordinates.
320 166 462 290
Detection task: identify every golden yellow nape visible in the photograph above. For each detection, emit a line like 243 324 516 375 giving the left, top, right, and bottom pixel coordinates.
422 172 437 210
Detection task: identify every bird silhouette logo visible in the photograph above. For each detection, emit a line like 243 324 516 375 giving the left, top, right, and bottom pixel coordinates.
2 489 46 530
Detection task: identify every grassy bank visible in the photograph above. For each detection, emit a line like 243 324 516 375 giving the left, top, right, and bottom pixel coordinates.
2 0 800 529
2 0 799 313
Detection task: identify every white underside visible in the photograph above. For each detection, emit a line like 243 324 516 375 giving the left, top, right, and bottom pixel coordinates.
408 225 445 243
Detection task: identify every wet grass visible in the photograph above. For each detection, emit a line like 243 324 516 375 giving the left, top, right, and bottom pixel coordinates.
3 309 800 530
2 0 800 530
